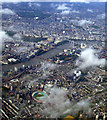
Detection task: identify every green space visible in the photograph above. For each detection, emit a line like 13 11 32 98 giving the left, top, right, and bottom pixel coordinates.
55 40 69 47
69 38 83 41
36 49 47 56
22 36 48 42
74 25 85 30
6 31 16 37
92 33 101 35
57 54 78 61
95 89 106 95
32 91 48 100
52 54 78 63
17 11 51 20
91 25 100 29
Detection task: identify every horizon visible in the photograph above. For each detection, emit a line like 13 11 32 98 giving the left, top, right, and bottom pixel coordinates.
0 0 106 3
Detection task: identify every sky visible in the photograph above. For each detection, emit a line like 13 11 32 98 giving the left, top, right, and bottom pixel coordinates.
0 0 106 3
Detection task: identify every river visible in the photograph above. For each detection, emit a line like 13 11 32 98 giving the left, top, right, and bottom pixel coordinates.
2 42 73 72
2 40 103 73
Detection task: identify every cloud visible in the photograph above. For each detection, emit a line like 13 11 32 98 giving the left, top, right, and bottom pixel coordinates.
0 0 106 3
39 86 91 118
87 9 93 13
74 99 90 113
0 0 69 2
70 0 90 3
28 2 32 7
71 19 93 26
97 13 105 19
0 30 9 41
72 10 79 13
40 61 56 71
0 31 5 54
39 61 57 79
0 8 15 15
61 10 70 15
70 0 105 2
57 4 70 10
40 86 71 118
51 3 58 8
71 19 78 23
0 30 14 54
78 20 93 26
0 30 9 54
13 33 22 40
28 2 41 7
76 48 106 70
34 3 41 7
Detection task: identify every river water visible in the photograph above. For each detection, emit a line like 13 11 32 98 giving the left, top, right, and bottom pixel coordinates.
2 40 103 73
2 43 73 72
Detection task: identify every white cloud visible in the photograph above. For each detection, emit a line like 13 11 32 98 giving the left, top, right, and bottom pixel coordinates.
39 86 91 118
0 8 15 15
0 30 14 52
34 3 41 7
70 0 90 3
0 30 9 53
0 0 106 2
87 9 93 13
40 86 71 118
28 2 32 7
74 99 90 113
57 4 70 10
28 2 41 7
39 61 57 79
61 10 70 15
40 61 56 71
78 19 93 26
0 31 5 53
51 3 58 7
70 0 106 2
97 13 105 19
76 48 106 70
71 19 93 26
13 33 22 40
71 19 78 23
0 30 9 41
72 10 80 13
